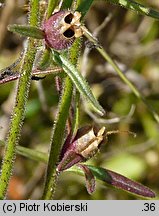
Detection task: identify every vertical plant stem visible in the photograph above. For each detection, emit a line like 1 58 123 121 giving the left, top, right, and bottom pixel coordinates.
70 38 82 137
42 76 73 199
42 38 82 200
0 0 39 199
71 90 80 138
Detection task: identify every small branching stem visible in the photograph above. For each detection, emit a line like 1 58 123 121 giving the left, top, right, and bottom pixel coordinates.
82 26 159 123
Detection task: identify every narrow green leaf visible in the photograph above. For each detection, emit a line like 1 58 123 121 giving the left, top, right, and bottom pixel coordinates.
0 140 48 163
8 25 44 39
46 0 57 19
17 145 48 163
76 0 94 18
52 50 105 116
105 0 159 20
61 0 73 9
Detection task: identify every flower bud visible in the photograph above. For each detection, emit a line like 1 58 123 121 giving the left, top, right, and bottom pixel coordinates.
43 10 83 50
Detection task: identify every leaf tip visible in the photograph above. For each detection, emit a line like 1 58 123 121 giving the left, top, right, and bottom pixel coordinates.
96 106 105 116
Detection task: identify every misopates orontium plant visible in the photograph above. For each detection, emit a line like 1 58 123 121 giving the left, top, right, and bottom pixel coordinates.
0 0 158 199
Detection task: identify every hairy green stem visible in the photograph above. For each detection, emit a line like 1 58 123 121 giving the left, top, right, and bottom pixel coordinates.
42 38 82 199
69 38 82 137
0 0 39 199
105 0 159 19
42 76 73 199
71 90 80 138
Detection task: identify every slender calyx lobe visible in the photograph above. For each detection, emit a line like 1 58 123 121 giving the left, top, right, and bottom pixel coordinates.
43 10 83 50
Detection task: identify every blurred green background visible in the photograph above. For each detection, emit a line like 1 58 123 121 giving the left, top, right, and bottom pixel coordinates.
0 0 159 199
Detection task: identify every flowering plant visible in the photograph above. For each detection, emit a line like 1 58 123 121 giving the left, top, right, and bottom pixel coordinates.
0 0 158 199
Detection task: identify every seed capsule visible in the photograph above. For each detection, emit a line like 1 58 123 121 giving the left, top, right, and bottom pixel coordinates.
43 10 83 50
57 126 106 172
75 126 106 159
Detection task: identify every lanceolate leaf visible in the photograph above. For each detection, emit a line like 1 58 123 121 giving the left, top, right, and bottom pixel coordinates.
52 50 105 116
61 0 74 9
105 0 159 20
76 0 94 18
87 165 155 198
8 25 45 39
